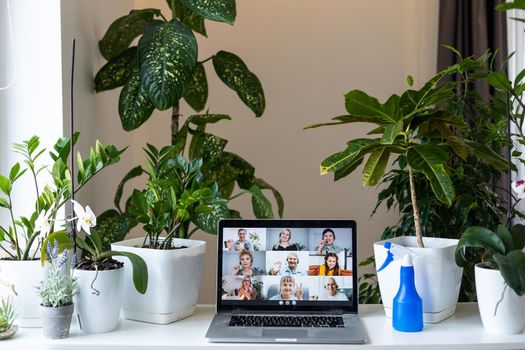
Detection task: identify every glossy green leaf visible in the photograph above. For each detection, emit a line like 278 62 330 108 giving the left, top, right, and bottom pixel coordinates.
380 120 403 144
166 0 208 36
447 136 469 161
119 67 155 131
96 210 131 251
304 114 386 129
362 147 391 187
407 144 454 206
99 9 160 61
183 63 208 111
188 114 231 126
191 203 230 234
465 141 509 170
344 90 399 122
249 185 274 219
138 20 197 110
178 0 236 24
487 71 512 91
496 1 525 11
496 224 513 254
253 178 284 218
114 166 144 212
320 139 377 175
0 175 11 195
110 251 148 294
510 224 525 251
494 250 525 296
455 226 506 267
94 47 137 92
212 51 265 117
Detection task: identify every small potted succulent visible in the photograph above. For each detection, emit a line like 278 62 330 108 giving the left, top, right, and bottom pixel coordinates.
0 135 123 327
36 241 76 339
111 146 229 324
0 282 18 340
42 200 148 334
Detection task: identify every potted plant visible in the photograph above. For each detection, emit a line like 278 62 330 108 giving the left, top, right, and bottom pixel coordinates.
36 241 76 339
111 146 228 324
0 283 18 340
0 135 123 327
305 55 508 323
42 201 148 334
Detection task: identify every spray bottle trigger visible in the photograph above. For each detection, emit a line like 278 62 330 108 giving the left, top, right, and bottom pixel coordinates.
377 249 394 272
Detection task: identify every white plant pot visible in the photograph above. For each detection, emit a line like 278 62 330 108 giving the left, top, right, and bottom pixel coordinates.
0 260 44 327
374 236 463 323
73 267 123 333
111 237 206 324
475 263 525 334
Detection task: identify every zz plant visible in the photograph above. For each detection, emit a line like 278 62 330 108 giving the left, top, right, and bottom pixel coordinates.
306 55 508 249
94 1 282 234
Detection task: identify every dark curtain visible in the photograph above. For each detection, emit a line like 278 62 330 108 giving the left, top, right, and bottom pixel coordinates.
438 0 508 101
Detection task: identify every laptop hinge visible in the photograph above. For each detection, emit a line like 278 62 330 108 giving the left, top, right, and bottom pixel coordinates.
230 309 346 315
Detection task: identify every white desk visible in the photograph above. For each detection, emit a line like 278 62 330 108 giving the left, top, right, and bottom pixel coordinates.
4 303 525 349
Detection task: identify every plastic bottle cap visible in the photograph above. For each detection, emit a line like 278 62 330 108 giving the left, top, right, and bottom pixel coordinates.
401 254 413 267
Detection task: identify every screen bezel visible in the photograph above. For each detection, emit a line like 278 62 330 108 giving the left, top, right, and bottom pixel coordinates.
216 219 358 314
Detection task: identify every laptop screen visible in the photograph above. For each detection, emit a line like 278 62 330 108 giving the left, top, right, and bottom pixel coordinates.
217 220 358 313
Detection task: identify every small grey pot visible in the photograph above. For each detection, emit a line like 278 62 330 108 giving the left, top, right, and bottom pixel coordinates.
41 303 74 339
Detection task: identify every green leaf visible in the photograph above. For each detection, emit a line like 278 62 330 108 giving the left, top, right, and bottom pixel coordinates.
446 135 469 160
455 226 506 267
99 9 160 61
110 251 148 294
0 197 9 208
183 63 208 111
114 166 144 212
496 225 514 254
464 141 509 171
178 0 236 24
94 210 131 251
496 0 525 11
187 114 231 126
212 51 265 117
253 178 284 218
406 75 414 87
362 147 391 187
304 114 387 129
510 224 525 251
487 71 512 91
0 175 11 195
167 0 208 36
89 229 104 253
119 67 155 131
320 139 377 175
8 163 20 182
191 203 230 234
95 47 138 92
344 90 399 122
249 185 273 219
138 20 198 110
407 144 455 206
494 250 525 296
380 120 403 144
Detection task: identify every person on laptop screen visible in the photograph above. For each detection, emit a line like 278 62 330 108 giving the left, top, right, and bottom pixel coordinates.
272 228 300 251
231 251 264 276
315 228 343 255
236 276 257 300
225 228 254 251
270 252 305 276
318 252 341 276
323 277 348 301
269 276 303 301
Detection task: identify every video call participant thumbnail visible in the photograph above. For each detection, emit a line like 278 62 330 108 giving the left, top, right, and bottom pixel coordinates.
315 228 343 255
225 228 254 251
270 252 305 276
269 276 303 301
272 228 300 251
231 251 264 276
323 277 348 301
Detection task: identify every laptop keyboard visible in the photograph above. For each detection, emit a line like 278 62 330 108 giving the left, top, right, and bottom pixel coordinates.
229 315 345 328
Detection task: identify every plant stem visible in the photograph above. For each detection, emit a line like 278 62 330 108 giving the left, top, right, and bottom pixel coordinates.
0 243 15 259
171 103 181 146
7 195 21 259
229 191 248 201
171 0 176 20
199 56 214 64
408 166 424 248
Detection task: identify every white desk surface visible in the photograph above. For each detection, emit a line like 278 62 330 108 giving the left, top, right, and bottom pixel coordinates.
3 303 525 349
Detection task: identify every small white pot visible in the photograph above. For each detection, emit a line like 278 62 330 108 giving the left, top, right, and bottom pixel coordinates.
475 263 525 334
0 260 44 327
73 267 123 333
111 237 206 324
374 236 463 323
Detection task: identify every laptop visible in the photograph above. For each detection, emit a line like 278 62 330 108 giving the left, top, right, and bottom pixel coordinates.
206 219 367 344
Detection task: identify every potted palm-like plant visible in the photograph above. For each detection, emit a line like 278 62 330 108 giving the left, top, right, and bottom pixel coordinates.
0 135 123 327
305 55 508 323
36 241 76 339
111 146 228 324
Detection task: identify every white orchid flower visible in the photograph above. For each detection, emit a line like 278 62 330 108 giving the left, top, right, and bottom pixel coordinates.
512 179 525 199
71 200 97 235
34 210 52 238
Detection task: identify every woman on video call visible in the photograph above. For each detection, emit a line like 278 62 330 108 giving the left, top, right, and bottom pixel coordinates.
269 276 303 301
318 252 341 276
231 251 263 276
272 228 300 251
315 228 343 255
237 276 257 300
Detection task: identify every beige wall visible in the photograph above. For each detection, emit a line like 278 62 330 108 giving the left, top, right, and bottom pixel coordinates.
61 0 439 303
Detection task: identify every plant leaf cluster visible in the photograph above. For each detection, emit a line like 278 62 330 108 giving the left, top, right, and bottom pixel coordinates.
0 298 16 333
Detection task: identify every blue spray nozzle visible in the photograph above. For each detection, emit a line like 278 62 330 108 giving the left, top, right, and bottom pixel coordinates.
377 250 394 272
377 241 418 273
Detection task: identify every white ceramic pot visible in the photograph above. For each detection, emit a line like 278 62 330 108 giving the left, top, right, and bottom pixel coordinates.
0 260 44 327
475 263 525 334
111 237 206 324
73 267 123 333
374 236 463 323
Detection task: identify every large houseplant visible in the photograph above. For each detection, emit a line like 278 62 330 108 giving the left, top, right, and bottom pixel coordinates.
306 55 508 322
0 135 123 326
112 147 227 324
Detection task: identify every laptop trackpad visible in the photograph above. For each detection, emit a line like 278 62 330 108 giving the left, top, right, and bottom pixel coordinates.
263 329 307 339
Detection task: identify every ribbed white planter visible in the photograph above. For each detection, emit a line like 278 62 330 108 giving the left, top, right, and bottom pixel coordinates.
374 236 463 323
73 267 123 333
111 237 205 324
0 260 43 327
475 263 525 334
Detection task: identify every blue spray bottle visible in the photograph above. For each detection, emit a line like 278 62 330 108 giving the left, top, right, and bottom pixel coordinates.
377 242 423 332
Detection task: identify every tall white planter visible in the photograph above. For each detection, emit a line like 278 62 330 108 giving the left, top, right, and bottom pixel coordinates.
111 237 206 324
374 236 463 323
74 267 123 333
0 260 43 327
475 263 525 334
